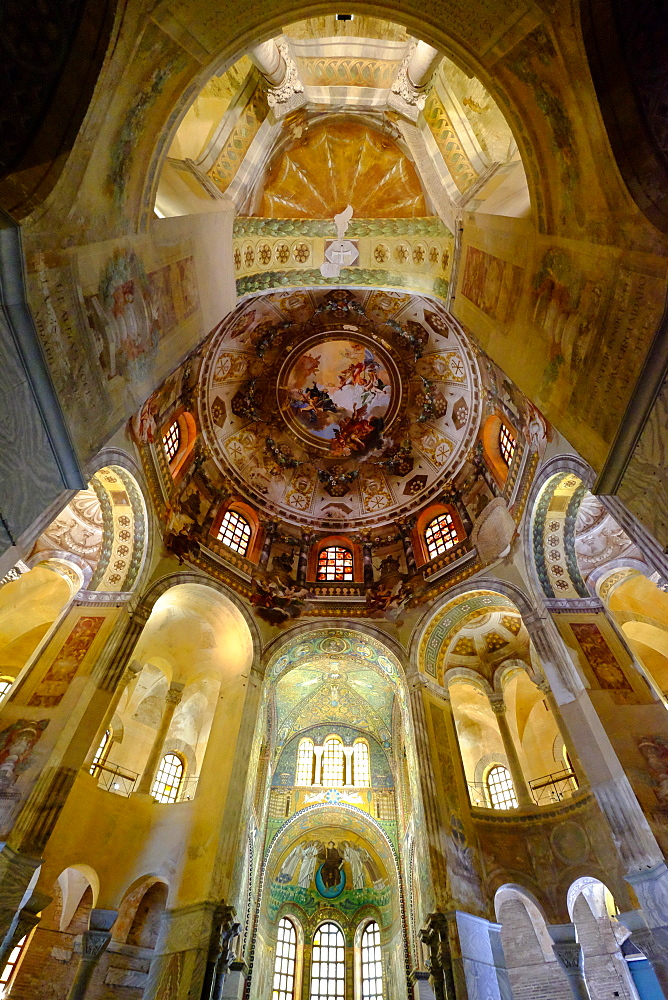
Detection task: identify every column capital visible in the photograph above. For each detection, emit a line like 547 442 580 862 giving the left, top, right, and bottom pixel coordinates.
81 928 112 961
166 682 185 706
551 940 582 973
488 694 506 715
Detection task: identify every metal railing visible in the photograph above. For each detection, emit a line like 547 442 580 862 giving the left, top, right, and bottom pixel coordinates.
467 781 488 808
529 768 578 805
90 761 138 797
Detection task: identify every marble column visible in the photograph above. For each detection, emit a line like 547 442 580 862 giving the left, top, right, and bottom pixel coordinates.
258 521 277 569
66 908 117 1000
249 40 287 87
84 659 143 771
488 695 533 807
297 534 312 586
525 611 665 875
313 746 324 786
399 519 417 574
361 538 374 586
406 41 442 89
548 925 591 1000
343 746 354 786
137 682 185 795
412 969 438 1000
0 890 50 972
535 678 586 789
627 926 668 997
408 681 449 898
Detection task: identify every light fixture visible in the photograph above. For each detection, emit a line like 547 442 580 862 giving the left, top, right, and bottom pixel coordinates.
336 13 353 19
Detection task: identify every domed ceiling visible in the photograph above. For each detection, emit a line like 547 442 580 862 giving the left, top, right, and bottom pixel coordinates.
200 287 479 529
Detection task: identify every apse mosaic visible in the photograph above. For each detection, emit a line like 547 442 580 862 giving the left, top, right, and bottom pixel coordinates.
199 287 480 529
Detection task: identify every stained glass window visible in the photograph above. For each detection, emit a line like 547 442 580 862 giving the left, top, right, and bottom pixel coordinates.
424 512 459 560
361 921 383 1000
217 510 252 556
296 738 315 786
151 753 184 804
499 424 516 466
352 740 370 787
90 729 111 776
486 765 518 810
317 546 353 582
309 922 345 999
163 419 181 462
272 917 297 1000
0 934 27 990
322 738 344 787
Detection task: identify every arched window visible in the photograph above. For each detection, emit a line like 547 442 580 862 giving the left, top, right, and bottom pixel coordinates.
272 917 298 1000
317 546 353 582
322 737 344 787
296 738 315 786
486 765 518 810
361 921 383 1000
90 729 112 776
151 753 184 804
217 509 252 556
352 740 370 787
424 512 459 560
0 934 28 992
499 423 516 466
162 419 181 462
310 922 345 1000
0 676 13 700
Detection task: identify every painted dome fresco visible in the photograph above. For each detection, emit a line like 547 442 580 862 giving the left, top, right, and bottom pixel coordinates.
200 287 479 529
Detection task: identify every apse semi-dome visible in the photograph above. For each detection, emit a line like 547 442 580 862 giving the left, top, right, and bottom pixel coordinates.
199 287 480 529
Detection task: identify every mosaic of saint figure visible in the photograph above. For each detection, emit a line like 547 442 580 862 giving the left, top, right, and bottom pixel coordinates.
318 841 345 889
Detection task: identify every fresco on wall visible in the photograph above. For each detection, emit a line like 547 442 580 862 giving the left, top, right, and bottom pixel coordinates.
0 720 49 795
28 240 202 464
29 615 105 707
570 622 633 692
460 246 524 323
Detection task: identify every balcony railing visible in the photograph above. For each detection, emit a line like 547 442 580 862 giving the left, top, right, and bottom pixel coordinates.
468 769 579 810
529 768 578 805
90 761 138 797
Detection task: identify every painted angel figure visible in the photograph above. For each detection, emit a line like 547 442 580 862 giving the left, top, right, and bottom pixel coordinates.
297 840 321 888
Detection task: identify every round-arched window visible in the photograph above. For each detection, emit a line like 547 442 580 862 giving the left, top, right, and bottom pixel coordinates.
317 546 353 582
322 737 344 787
162 418 181 462
152 753 184 803
352 740 370 787
424 511 459 560
361 921 383 1000
272 916 298 1000
217 509 252 556
499 423 516 466
295 738 315 786
310 922 344 1000
486 765 517 810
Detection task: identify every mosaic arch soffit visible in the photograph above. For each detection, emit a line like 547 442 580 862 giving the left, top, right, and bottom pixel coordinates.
417 588 523 679
266 628 404 685
264 802 398 879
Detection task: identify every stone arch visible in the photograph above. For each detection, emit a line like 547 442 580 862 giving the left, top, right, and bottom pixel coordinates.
494 883 572 1000
567 876 636 1000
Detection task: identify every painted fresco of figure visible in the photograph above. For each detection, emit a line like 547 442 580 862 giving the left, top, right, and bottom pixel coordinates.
298 840 321 888
342 841 366 889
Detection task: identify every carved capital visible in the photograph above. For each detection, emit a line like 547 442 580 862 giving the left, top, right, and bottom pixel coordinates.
81 929 111 961
552 940 582 973
488 694 506 716
166 683 185 707
267 42 304 107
